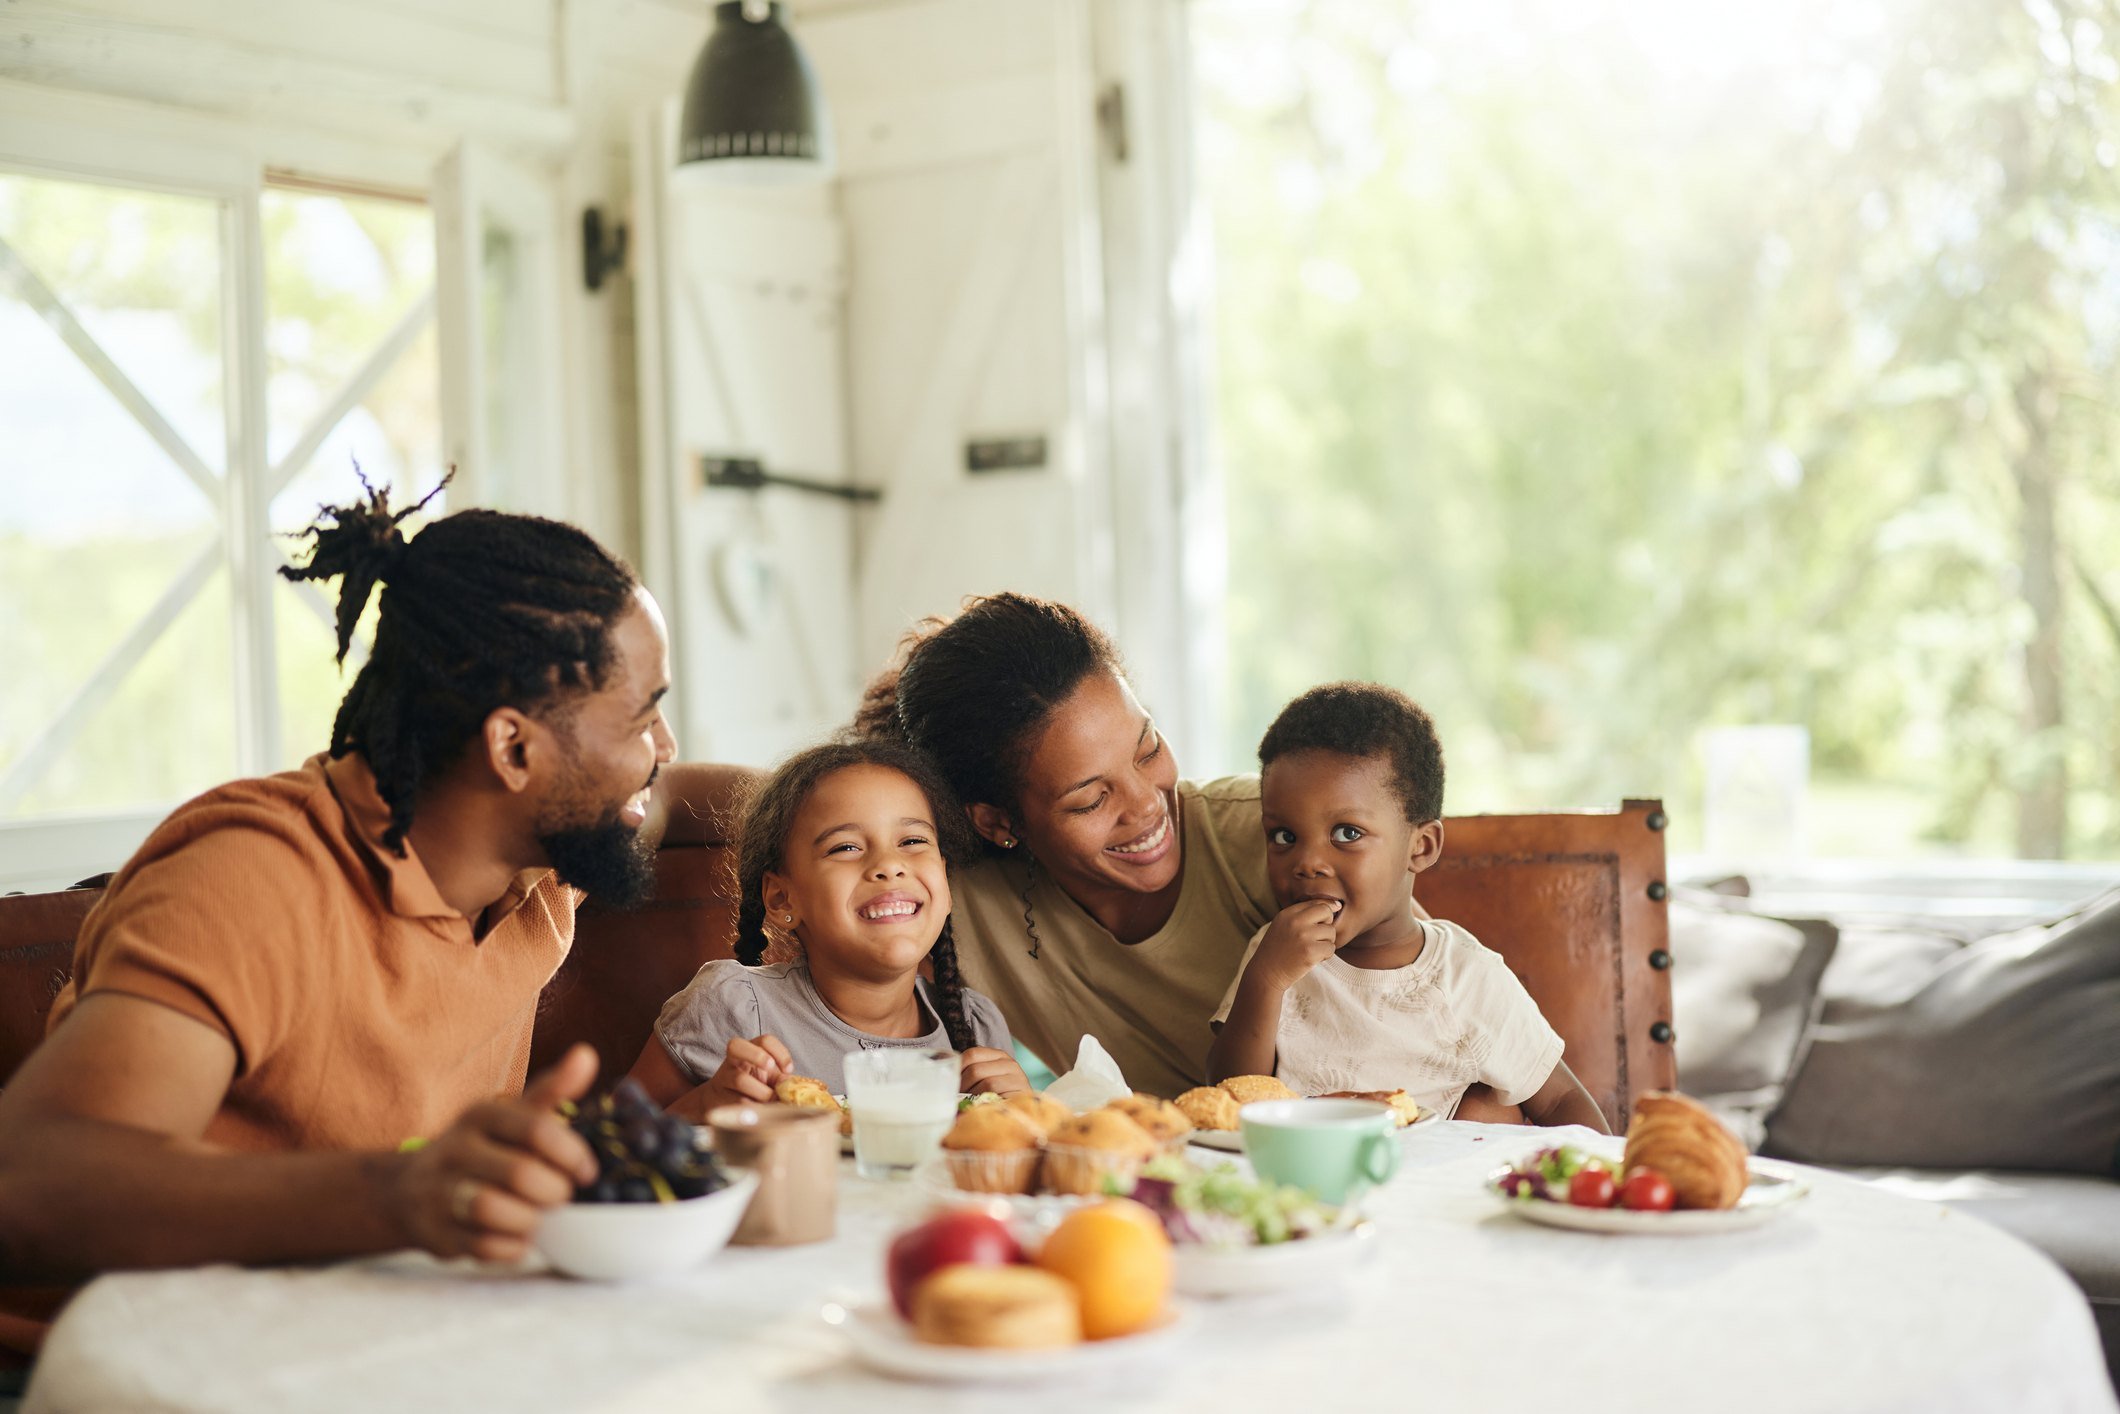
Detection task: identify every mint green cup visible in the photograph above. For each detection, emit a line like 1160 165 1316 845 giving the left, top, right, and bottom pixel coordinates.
1240 1098 1400 1206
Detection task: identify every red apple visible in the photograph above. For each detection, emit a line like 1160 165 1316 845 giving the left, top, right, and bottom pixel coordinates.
885 1211 1023 1318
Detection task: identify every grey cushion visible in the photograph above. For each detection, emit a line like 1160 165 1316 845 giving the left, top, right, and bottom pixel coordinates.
1669 892 1838 1149
1765 891 2120 1177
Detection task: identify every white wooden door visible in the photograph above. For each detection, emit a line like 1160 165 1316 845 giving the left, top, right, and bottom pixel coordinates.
799 0 1118 674
632 104 859 766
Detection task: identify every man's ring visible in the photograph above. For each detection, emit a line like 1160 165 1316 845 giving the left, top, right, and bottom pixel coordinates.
450 1177 480 1226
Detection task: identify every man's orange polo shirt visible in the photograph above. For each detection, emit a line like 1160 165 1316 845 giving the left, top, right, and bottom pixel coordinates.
47 751 577 1153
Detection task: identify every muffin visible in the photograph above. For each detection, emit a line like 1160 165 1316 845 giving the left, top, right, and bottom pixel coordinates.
941 1104 1044 1194
911 1264 1083 1349
1174 1086 1242 1132
774 1074 852 1135
1103 1092 1195 1152
1218 1074 1298 1106
1003 1090 1074 1138
1041 1110 1159 1196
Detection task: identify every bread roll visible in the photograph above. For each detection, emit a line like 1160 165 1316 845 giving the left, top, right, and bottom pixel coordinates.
1218 1075 1297 1105
1174 1086 1241 1131
1623 1091 1748 1211
1317 1089 1422 1127
911 1265 1083 1349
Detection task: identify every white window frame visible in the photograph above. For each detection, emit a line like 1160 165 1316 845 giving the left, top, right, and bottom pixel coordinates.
0 82 451 891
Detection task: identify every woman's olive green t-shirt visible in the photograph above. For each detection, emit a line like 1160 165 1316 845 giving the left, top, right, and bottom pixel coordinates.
949 776 1275 1098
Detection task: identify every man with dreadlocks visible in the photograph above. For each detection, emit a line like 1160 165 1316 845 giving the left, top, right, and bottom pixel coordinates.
0 477 676 1300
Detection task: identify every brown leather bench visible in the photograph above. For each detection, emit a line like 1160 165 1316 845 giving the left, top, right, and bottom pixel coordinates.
0 885 103 1087
6 767 1675 1124
535 766 1676 1123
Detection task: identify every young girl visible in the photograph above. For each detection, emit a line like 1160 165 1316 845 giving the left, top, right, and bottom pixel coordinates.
628 738 1029 1116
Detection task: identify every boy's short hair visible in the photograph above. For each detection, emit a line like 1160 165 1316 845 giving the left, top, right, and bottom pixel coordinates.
1258 682 1446 824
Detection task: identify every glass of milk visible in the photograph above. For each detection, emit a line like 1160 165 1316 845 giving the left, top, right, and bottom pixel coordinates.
843 1048 958 1181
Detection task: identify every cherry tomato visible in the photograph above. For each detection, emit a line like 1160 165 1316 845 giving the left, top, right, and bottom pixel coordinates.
1567 1166 1617 1208
1621 1168 1676 1212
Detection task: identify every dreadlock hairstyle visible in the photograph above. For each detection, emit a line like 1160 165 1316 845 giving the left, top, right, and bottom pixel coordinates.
1258 682 1447 824
278 471 639 854
732 736 984 1053
853 594 1126 854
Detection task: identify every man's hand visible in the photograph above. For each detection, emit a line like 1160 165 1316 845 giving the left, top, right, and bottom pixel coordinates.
391 1043 600 1263
959 1047 1031 1096
1252 897 1343 991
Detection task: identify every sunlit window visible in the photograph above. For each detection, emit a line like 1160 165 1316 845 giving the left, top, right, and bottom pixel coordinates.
1194 0 2120 861
0 171 440 828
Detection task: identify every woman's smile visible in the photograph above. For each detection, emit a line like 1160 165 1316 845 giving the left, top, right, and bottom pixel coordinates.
1104 807 1174 865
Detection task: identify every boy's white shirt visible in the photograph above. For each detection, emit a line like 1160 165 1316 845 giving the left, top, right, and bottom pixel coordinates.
1213 916 1563 1115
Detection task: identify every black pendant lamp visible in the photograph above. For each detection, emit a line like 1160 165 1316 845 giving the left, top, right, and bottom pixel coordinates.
675 1 833 186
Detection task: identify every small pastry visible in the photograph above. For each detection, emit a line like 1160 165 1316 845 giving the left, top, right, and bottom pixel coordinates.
774 1075 852 1135
1002 1090 1073 1138
1623 1091 1748 1211
1040 1110 1158 1196
1174 1086 1241 1131
1103 1092 1195 1150
941 1104 1043 1194
911 1264 1083 1349
1218 1074 1297 1106
1318 1089 1423 1127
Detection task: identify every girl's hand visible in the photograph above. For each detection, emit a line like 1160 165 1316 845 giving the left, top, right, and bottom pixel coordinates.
695 1034 793 1114
958 1047 1031 1097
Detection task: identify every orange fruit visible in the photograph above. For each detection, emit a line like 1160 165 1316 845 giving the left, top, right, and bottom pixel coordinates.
1034 1198 1172 1340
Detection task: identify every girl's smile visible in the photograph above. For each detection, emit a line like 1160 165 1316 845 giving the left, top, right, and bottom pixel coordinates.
855 890 923 923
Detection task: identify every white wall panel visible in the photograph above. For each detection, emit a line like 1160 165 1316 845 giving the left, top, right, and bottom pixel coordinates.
801 0 1116 675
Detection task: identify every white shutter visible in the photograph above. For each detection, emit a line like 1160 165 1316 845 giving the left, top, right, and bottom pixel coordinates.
631 104 860 766
433 142 568 517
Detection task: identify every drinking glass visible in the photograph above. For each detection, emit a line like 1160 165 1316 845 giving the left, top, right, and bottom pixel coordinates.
843 1048 958 1181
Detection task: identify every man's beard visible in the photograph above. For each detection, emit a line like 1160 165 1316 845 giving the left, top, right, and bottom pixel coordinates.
537 762 658 909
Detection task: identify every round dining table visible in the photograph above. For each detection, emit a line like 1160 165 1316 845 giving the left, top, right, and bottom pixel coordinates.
22 1122 2118 1414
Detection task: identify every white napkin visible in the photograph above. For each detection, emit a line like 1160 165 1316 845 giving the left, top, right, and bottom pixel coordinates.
1041 1034 1132 1110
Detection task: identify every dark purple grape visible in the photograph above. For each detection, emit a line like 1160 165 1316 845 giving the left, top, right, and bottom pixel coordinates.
564 1085 734 1203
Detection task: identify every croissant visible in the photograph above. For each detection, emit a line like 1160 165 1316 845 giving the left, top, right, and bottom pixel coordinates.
1623 1091 1748 1210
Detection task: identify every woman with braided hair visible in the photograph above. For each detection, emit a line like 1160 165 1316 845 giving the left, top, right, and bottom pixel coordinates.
0 476 677 1299
626 736 1027 1116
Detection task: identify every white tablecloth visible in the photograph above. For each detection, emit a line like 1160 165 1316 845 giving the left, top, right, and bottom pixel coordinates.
25 1123 2118 1414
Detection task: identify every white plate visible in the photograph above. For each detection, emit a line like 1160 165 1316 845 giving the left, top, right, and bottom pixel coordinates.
836 1299 1192 1383
1187 1105 1439 1154
1171 1222 1375 1297
1488 1160 1812 1234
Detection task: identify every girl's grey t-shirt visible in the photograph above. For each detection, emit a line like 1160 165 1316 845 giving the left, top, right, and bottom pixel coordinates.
655 959 1014 1094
